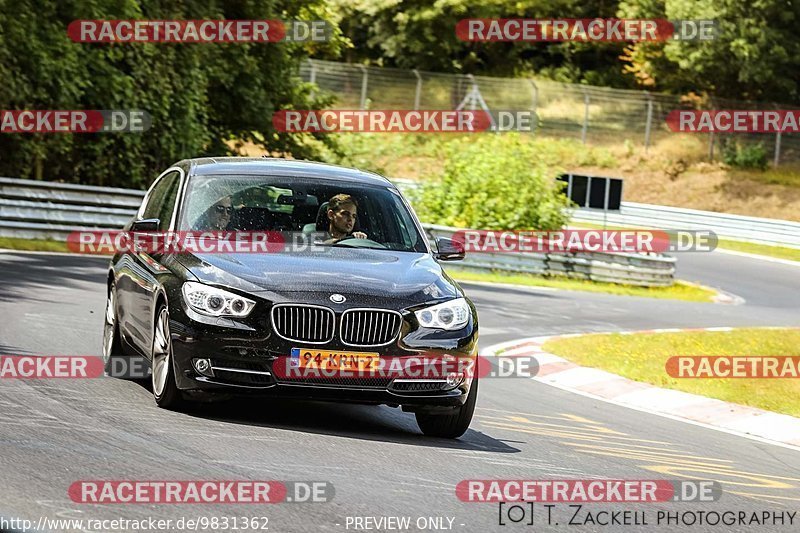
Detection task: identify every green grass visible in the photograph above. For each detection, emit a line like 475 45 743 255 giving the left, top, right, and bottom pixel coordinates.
324 132 618 180
446 268 717 302
716 239 800 262
736 165 800 188
542 328 800 417
0 237 70 253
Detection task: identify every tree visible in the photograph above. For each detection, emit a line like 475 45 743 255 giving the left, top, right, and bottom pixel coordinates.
619 0 800 103
0 0 343 187
325 0 632 87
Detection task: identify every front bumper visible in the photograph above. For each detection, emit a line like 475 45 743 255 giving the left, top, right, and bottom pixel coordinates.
167 299 478 408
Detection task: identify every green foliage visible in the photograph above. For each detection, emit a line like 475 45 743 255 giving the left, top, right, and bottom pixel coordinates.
327 0 800 105
411 133 572 230
324 0 634 86
0 0 344 187
721 139 768 170
619 0 800 102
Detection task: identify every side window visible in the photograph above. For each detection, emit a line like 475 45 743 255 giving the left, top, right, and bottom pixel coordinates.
141 171 181 230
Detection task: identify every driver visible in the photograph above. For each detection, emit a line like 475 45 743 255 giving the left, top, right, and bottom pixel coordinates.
325 194 367 242
195 193 233 231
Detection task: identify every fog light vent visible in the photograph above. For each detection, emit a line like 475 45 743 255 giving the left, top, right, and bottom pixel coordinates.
192 358 214 377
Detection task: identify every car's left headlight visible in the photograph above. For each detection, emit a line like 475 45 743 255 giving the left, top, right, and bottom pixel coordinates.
181 281 255 318
414 297 470 330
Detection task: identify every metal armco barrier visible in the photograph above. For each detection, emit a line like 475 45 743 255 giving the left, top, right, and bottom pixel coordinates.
571 203 800 249
0 177 676 286
0 177 143 240
423 225 676 287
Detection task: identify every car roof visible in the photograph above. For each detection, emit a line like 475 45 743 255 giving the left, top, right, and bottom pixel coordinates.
178 157 393 187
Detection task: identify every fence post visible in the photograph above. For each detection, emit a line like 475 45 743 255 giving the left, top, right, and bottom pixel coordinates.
412 69 422 110
708 131 715 161
581 90 590 144
528 79 539 134
644 93 653 153
308 59 318 100
566 173 573 200
773 104 782 167
358 65 368 110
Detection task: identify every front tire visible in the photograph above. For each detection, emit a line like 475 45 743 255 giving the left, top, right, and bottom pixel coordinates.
151 303 183 409
102 283 127 376
415 378 478 439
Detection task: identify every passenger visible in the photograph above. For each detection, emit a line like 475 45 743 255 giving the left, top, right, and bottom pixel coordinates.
325 193 367 242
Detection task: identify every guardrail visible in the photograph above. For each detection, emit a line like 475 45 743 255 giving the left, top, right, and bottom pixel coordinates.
423 225 676 287
571 202 800 249
0 177 676 287
0 177 143 240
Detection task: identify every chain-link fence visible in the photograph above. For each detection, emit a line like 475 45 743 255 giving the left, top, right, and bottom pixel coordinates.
300 59 800 166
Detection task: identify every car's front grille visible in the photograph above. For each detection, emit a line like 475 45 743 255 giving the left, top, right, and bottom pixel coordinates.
272 305 335 343
340 309 402 346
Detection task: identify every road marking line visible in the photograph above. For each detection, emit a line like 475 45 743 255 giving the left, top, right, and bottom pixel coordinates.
716 247 800 267
729 491 800 503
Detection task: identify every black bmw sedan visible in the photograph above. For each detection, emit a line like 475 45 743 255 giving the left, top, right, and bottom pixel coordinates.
103 157 479 438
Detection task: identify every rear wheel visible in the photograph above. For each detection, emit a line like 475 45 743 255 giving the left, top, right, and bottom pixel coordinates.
415 378 478 439
151 304 184 409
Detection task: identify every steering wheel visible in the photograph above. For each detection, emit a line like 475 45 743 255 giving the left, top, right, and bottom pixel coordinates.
332 236 386 249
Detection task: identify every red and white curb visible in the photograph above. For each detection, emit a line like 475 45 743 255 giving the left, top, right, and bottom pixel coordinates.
482 327 800 450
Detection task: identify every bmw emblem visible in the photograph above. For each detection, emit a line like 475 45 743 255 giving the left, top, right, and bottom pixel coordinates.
329 294 346 304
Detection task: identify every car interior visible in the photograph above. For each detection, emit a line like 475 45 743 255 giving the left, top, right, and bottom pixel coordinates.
184 179 425 252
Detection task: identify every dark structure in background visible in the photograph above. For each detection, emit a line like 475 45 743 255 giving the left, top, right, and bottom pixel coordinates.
559 173 623 211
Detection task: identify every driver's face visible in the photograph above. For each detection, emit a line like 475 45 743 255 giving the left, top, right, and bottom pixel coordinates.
210 197 232 230
329 204 357 235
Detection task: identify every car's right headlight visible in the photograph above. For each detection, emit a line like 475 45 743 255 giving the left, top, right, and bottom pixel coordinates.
414 298 470 330
181 281 255 318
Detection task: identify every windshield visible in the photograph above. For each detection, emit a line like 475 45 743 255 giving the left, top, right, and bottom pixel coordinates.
179 174 428 253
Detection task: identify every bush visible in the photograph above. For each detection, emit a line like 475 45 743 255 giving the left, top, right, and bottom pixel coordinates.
721 140 769 170
410 133 572 230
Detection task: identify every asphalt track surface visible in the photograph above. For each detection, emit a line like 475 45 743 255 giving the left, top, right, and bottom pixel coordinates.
0 250 799 533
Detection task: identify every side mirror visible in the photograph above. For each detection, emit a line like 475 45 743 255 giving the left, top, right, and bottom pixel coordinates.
131 218 159 232
433 236 465 261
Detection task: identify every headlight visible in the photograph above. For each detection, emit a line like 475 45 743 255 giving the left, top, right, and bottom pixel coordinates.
181 281 255 318
415 298 470 330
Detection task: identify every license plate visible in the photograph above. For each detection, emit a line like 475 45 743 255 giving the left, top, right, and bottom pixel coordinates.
290 348 379 371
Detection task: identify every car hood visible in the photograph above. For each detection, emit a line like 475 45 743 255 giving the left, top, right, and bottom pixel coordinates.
172 248 462 306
